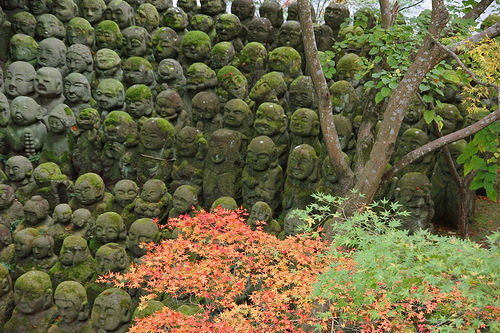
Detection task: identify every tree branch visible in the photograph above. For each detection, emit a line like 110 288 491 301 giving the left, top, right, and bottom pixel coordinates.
399 0 424 13
462 0 495 20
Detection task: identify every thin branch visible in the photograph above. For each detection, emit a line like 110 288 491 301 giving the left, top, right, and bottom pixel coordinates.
462 0 495 21
399 0 424 12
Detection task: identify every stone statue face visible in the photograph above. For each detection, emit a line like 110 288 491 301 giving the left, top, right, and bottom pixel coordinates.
53 0 77 22
141 180 164 202
289 79 314 109
398 129 428 157
37 40 66 68
4 63 36 98
14 272 52 315
67 51 91 74
153 29 179 60
288 145 316 180
0 95 8 128
9 35 37 63
94 49 121 74
95 83 123 111
75 178 101 206
67 19 94 45
54 299 80 324
178 0 197 12
24 198 49 226
35 69 63 97
337 54 364 88
182 39 210 62
247 18 272 43
92 290 131 332
192 93 218 122
438 104 462 136
30 0 49 15
5 156 32 182
231 0 254 21
122 27 149 58
155 91 181 119
249 202 271 224
114 180 138 207
141 119 172 150
172 186 197 214
145 0 172 11
36 15 65 40
14 231 35 258
223 99 250 127
211 43 235 70
103 114 133 144
54 204 72 223
95 244 127 274
0 185 15 209
105 0 135 29
12 13 37 37
246 137 274 171
32 236 52 259
254 103 286 137
216 14 240 41
65 74 91 104
81 0 105 23
208 132 232 164
200 0 226 16
72 209 92 228
60 237 88 265
278 22 301 49
123 61 151 86
324 4 349 30
48 115 66 133
290 108 317 136
322 157 338 183
125 90 153 120
164 7 188 29
259 0 282 27
405 100 424 124
95 23 122 50
220 71 247 100
95 214 124 244
176 127 199 157
127 219 159 257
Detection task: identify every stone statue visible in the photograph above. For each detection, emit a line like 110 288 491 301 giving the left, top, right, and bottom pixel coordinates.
286 1 315 22
0 263 14 330
253 102 289 167
34 67 66 116
313 23 334 52
122 56 156 93
247 201 281 236
72 108 103 175
162 7 189 40
48 203 72 253
191 91 222 139
329 80 362 123
283 144 320 216
32 234 58 272
185 63 218 116
4 61 37 100
52 0 78 24
231 0 255 33
36 38 67 75
66 18 95 47
11 228 40 280
48 281 92 333
435 103 464 136
135 117 175 184
70 208 94 239
0 224 15 265
3 271 58 333
354 7 378 31
155 59 185 96
92 49 123 90
169 185 201 218
101 111 138 188
289 108 322 156
15 195 53 235
90 288 132 333
239 42 267 90
8 34 38 67
29 0 50 16
105 0 135 29
121 26 153 61
222 98 254 149
125 84 154 129
64 73 93 117
39 104 76 178
105 179 139 215
332 114 356 158
152 28 180 65
399 96 428 136
211 196 238 211
217 66 250 105
4 156 37 204
94 20 123 52
258 0 283 41
249 72 287 107
178 31 211 73
91 212 127 252
392 128 435 178
132 179 172 223
316 154 351 197
127 218 161 259
155 89 190 135
268 46 302 87
190 14 215 36
277 21 303 54
171 126 207 198
35 14 66 41
135 4 160 34
11 12 36 38
211 42 236 71
336 53 365 95
69 173 113 218
0 184 24 229
245 17 273 50
145 0 173 17
215 14 244 52
203 129 243 208
49 235 95 286
242 135 283 213
395 172 434 234
81 0 106 25
94 78 125 119
288 76 317 115
32 162 74 211
324 3 349 40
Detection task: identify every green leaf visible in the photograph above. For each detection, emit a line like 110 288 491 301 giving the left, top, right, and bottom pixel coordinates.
369 46 379 55
374 55 383 63
389 81 398 89
375 92 384 104
420 84 431 91
422 95 433 103
424 109 435 124
381 87 391 97
364 80 375 88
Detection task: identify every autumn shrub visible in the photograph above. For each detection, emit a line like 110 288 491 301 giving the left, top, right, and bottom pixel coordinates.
100 208 334 332
299 193 500 333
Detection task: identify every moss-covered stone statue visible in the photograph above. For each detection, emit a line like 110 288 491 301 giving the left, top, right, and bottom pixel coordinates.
47 203 72 254
11 12 36 38
215 14 244 52
217 66 251 106
49 235 95 286
156 58 186 96
242 135 283 213
431 140 475 228
178 31 212 73
90 212 127 253
249 72 287 108
11 228 40 280
94 78 125 119
105 179 139 216
323 3 349 40
400 96 428 136
101 111 139 188
92 48 123 90
153 28 181 65
127 218 161 260
231 0 255 33
48 281 92 333
34 66 66 115
125 84 154 129
169 185 201 219
121 26 153 61
336 53 366 96
105 0 135 29
90 288 132 333
66 18 95 47
211 42 237 71
288 76 317 115
185 63 218 115
155 89 190 135
435 103 464 136
315 154 351 197
32 162 74 211
191 90 222 139
329 80 362 123
394 172 434 234
4 156 36 204
277 20 303 55
15 195 53 235
313 23 334 52
69 173 113 218
282 144 320 216
40 104 76 178
0 263 14 331
222 98 254 150
9 34 38 67
5 96 46 158
135 3 160 34
131 179 172 223
211 196 238 211
332 114 356 158
258 0 283 41
70 208 94 239
63 72 93 116
286 1 315 22
94 20 123 52
392 128 435 178
35 14 66 40
81 0 107 25
253 102 289 167
72 108 103 175
268 46 303 86
52 0 78 24
4 61 37 100
162 7 189 40
0 184 24 229
32 234 58 272
190 14 215 36
203 129 243 208
0 224 15 265
135 117 175 184
171 126 207 199
3 271 58 333
122 56 157 93
239 42 267 89
247 201 281 236
289 108 322 156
